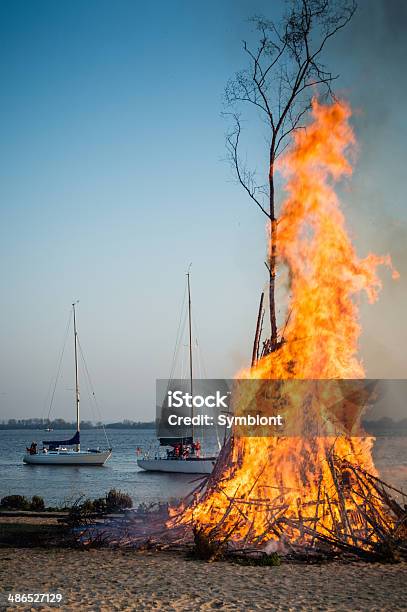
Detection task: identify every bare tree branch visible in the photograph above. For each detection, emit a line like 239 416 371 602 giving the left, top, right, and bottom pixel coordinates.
224 0 357 354
226 115 271 219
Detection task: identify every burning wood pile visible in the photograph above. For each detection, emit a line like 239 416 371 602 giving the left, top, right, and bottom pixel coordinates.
82 101 406 562
167 436 407 562
167 100 406 563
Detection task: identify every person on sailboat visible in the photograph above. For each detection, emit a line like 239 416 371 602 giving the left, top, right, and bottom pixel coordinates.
182 445 190 459
26 442 37 455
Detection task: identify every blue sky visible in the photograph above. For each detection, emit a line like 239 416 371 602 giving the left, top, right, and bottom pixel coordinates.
0 0 406 421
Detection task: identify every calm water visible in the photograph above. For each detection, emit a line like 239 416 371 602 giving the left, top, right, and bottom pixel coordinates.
0 429 203 507
0 429 406 507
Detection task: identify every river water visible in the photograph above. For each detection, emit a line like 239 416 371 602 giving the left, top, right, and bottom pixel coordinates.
0 429 406 507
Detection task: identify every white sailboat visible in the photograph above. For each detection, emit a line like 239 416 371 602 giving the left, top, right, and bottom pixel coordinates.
23 303 112 466
137 455 216 474
137 271 217 474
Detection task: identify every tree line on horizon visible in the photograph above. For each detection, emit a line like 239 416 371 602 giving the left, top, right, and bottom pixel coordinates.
0 416 406 433
0 418 156 430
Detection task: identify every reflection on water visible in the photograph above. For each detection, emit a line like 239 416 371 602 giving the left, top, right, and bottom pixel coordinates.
0 429 405 506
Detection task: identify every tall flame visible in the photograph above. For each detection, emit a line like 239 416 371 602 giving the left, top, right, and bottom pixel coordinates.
171 100 397 546
259 99 398 381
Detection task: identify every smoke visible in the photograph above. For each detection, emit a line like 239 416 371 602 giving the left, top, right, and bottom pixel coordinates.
225 1 407 384
320 1 407 382
233 1 407 381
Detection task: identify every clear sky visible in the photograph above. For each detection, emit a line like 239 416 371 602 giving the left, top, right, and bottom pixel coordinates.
0 0 406 422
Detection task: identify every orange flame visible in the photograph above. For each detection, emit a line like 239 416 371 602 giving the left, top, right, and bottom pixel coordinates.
171 100 398 547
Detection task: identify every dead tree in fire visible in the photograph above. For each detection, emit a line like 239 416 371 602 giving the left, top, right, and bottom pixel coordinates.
225 0 356 361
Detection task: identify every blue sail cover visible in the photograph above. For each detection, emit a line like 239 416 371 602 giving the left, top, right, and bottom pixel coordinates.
43 430 80 449
159 436 193 447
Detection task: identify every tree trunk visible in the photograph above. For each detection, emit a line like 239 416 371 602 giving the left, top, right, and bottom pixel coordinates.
269 160 278 347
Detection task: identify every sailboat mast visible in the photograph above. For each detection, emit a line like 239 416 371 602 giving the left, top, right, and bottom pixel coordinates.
187 272 194 441
72 302 80 451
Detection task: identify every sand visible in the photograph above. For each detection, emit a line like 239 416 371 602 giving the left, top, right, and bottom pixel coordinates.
0 545 406 612
1 515 406 611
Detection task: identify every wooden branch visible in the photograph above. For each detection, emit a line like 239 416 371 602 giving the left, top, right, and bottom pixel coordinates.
226 117 271 219
251 291 264 367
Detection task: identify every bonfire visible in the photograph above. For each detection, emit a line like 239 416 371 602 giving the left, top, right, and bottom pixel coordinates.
85 100 406 562
165 100 406 562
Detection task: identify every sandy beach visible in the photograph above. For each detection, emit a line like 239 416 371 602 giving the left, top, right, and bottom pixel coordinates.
1 515 406 612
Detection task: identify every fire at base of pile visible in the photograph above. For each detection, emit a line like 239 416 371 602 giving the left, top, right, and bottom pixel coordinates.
167 435 407 563
166 380 407 562
75 433 407 564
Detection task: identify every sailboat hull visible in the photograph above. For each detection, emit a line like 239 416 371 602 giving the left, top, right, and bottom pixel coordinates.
137 457 215 474
23 449 112 466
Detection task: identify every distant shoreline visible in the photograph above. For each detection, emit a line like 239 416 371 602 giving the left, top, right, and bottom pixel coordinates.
0 418 407 435
0 420 156 430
